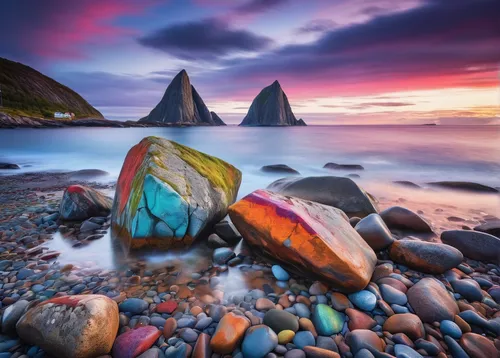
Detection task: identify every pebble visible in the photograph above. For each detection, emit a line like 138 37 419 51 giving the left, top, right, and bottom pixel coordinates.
394 344 423 358
241 324 278 358
440 320 462 339
278 330 295 345
293 331 315 349
348 290 377 311
263 309 299 333
312 304 344 335
119 298 148 314
212 248 235 265
272 265 290 281
379 284 408 305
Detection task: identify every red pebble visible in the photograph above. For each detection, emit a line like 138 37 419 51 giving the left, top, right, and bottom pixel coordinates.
112 326 161 358
156 300 178 314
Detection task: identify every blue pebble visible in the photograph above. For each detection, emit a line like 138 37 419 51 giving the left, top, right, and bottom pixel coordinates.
119 298 148 314
440 320 462 339
242 325 278 358
293 303 311 318
394 344 423 358
293 331 315 349
348 290 377 311
272 265 290 281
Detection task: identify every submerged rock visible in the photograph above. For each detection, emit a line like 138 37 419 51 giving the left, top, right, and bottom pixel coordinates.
229 189 377 292
239 80 306 126
111 137 241 251
380 206 433 232
16 295 119 358
427 181 499 193
324 163 364 170
388 240 463 274
59 185 112 221
474 220 500 238
441 230 500 263
393 181 421 188
267 176 378 218
261 164 300 175
0 162 20 169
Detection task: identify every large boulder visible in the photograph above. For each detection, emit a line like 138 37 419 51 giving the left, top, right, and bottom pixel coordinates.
59 185 112 221
407 278 459 323
111 137 241 251
441 230 500 264
267 176 378 218
16 295 119 358
389 240 463 274
228 189 377 292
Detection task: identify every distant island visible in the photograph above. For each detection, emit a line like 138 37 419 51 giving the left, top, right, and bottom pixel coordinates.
139 70 225 126
240 80 306 126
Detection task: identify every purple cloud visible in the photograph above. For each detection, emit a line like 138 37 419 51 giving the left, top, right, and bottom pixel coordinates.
234 0 289 14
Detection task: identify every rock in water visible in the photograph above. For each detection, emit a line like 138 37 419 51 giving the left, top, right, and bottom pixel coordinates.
139 70 225 125
239 80 306 126
427 181 499 193
16 295 119 358
210 111 226 126
261 164 300 175
388 240 463 274
228 189 377 292
267 176 378 218
441 230 500 264
111 137 241 251
380 206 433 232
59 185 112 221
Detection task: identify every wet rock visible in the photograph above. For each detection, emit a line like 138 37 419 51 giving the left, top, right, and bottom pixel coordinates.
241 325 278 358
266 176 378 217
213 247 235 265
459 332 498 358
380 206 433 232
119 298 148 314
1 300 29 335
324 163 364 171
474 220 500 238
229 190 377 292
354 214 394 251
261 164 300 175
112 326 162 358
348 290 377 311
272 265 290 281
388 240 463 274
441 230 500 263
451 279 483 302
210 312 250 354
17 295 119 358
59 185 112 221
0 163 20 169
383 313 425 340
407 278 459 323
111 137 241 251
346 329 385 355
312 304 344 335
263 309 299 333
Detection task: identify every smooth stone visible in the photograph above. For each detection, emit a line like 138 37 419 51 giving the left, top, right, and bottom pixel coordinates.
293 331 315 349
60 185 112 221
379 284 408 305
163 317 178 339
179 328 198 343
355 214 394 251
263 309 299 333
348 291 377 311
311 304 344 335
407 277 459 323
285 350 306 358
309 282 328 296
440 320 462 339
345 308 376 331
380 206 433 232
210 312 250 354
156 300 178 314
382 313 425 340
278 330 295 345
388 240 463 274
460 332 498 358
451 279 483 302
441 230 500 263
444 335 470 358
192 332 211 358
1 300 29 334
303 346 340 358
394 344 423 358
294 303 311 318
119 298 149 314
213 248 235 265
261 164 300 175
241 325 278 358
112 326 162 358
272 265 290 281
207 233 229 249
353 349 375 358
474 220 500 238
256 298 276 311
137 348 162 358
346 329 385 354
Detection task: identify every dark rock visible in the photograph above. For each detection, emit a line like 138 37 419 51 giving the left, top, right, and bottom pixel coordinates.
382 313 425 340
441 230 500 263
459 332 498 358
407 278 459 323
346 329 385 355
474 220 500 238
59 185 112 221
210 111 226 126
380 206 433 232
261 164 300 175
355 214 394 251
393 181 421 189
324 163 364 170
214 220 242 245
68 169 109 180
267 176 378 218
427 181 499 193
207 234 229 249
388 240 463 274
0 163 20 169
139 70 224 125
1 300 29 334
451 279 483 302
263 309 299 333
239 80 306 126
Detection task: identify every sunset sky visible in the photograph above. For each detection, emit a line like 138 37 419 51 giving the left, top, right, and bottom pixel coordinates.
1 0 499 124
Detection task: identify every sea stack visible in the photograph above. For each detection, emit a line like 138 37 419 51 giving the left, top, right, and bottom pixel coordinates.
239 80 306 126
139 70 225 125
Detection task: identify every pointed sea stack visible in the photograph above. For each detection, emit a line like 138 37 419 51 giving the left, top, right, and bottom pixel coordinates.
239 80 306 126
139 70 225 125
210 111 226 126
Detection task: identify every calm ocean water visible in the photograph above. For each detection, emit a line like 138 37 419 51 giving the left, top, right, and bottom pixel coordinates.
1 125 499 195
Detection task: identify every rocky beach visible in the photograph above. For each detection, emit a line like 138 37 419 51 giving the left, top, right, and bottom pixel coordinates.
0 136 499 358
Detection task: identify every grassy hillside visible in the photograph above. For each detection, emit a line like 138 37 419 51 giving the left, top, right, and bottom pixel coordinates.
0 57 103 119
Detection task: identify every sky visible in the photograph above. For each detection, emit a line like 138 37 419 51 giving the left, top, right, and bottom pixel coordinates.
1 0 499 125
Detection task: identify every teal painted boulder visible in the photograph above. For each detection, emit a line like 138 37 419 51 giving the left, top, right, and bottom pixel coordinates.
111 137 241 251
312 303 345 335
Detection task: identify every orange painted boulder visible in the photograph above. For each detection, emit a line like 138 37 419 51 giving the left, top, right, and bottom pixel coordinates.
210 312 250 354
16 295 119 358
111 137 241 251
228 189 377 292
